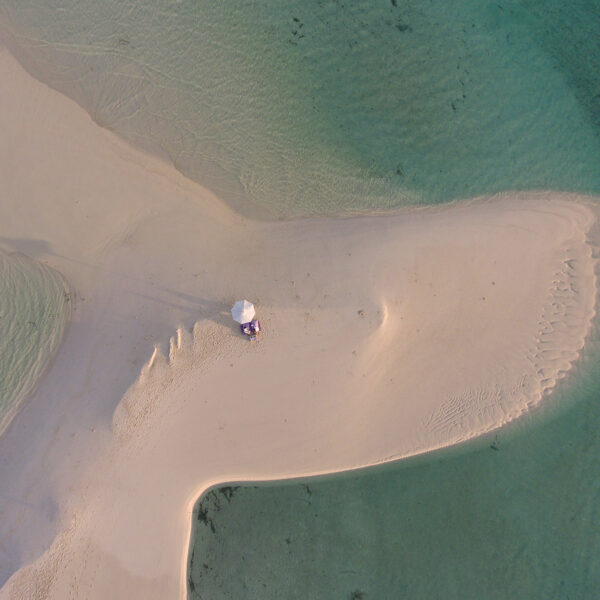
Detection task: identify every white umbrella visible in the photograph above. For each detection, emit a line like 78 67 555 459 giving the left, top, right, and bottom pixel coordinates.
231 299 255 324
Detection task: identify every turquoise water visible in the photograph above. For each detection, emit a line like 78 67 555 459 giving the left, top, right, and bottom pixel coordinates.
0 251 70 436
0 0 599 216
0 1 599 597
189 330 600 599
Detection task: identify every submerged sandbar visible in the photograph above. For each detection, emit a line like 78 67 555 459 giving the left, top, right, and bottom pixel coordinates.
0 47 597 600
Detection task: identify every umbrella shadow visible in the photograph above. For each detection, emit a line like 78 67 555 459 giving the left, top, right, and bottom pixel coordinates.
0 236 244 334
0 238 250 335
135 287 241 334
0 236 55 258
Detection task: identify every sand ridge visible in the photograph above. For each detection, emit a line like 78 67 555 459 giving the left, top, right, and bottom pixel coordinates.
0 47 598 600
10 198 597 600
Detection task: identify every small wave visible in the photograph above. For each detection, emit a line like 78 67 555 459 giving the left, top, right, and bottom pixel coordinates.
0 251 71 436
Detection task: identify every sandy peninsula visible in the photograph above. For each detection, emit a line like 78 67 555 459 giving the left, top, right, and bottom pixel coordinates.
0 46 597 600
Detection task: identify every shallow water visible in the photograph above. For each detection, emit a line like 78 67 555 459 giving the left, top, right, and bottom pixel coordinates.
0 1 599 597
189 331 600 599
0 0 599 216
0 251 70 436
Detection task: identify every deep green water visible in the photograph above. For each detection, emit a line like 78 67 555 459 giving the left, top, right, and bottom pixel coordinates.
189 330 600 599
0 1 599 597
0 0 599 216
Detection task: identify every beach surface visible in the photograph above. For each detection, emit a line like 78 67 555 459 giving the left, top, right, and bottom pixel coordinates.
0 46 598 600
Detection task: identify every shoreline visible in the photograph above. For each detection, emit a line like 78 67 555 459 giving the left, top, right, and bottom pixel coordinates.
0 44 599 600
2 2 600 222
0 251 71 437
182 280 600 599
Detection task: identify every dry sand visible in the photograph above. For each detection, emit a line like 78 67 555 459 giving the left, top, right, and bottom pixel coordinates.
0 46 597 599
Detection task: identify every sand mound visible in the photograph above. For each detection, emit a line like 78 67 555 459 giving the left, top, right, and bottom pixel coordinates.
110 196 597 468
0 46 597 600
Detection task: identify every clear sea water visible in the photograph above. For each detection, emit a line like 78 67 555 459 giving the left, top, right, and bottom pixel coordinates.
189 334 600 599
0 251 70 436
0 0 599 216
0 1 599 598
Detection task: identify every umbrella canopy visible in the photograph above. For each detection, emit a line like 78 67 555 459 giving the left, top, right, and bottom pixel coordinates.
231 299 255 324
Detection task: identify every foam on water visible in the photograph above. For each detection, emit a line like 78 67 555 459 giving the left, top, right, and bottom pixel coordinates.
0 251 70 436
0 0 599 216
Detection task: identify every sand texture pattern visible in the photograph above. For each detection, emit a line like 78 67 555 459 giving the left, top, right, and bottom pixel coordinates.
0 48 597 600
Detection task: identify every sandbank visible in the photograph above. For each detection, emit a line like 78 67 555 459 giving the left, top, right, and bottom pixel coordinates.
0 46 597 600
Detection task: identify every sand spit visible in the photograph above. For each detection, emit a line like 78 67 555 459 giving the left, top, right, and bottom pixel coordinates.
0 47 598 600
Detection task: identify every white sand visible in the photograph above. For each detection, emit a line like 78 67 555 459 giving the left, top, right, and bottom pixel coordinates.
0 46 597 599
